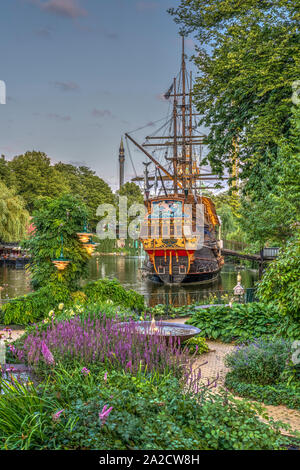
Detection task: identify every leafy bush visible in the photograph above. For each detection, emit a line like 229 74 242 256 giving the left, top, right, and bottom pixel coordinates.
83 278 145 312
0 283 71 325
23 194 91 292
224 338 291 385
1 279 145 325
257 234 300 322
1 364 295 450
183 336 210 355
186 302 298 343
225 372 300 410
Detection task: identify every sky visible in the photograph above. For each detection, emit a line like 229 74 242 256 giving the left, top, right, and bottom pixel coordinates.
0 0 201 191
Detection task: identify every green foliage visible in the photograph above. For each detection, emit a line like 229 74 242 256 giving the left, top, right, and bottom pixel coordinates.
8 151 70 213
0 376 61 450
0 181 30 242
1 364 294 450
116 182 144 207
183 336 209 355
83 278 145 312
54 163 115 230
257 234 300 322
224 338 291 385
170 1 300 247
241 106 300 245
24 194 90 292
0 153 115 231
1 277 145 325
225 372 300 411
1 284 71 325
169 1 299 179
186 302 294 343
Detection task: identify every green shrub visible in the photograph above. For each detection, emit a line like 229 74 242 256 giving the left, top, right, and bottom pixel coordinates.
83 278 145 312
25 365 298 450
0 279 144 325
225 371 300 410
186 302 298 343
1 283 71 325
183 336 210 355
257 234 300 323
224 338 291 385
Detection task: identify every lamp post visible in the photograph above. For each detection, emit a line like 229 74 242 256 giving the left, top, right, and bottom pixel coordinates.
233 271 245 303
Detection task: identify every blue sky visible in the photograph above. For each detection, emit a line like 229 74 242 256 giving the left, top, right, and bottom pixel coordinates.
0 0 202 190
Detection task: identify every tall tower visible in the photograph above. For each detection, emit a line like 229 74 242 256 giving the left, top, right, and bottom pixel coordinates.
119 137 125 190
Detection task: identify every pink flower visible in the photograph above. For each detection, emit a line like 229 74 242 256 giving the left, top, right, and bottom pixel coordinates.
41 341 55 366
99 404 113 426
53 409 65 421
81 367 90 376
104 372 108 382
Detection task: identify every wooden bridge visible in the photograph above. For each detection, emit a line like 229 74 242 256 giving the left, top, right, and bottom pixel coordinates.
221 242 279 277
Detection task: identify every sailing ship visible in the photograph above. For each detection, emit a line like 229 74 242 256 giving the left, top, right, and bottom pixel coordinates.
125 37 224 284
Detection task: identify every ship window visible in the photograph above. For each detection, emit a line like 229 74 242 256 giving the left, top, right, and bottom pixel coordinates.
179 265 186 274
151 200 182 219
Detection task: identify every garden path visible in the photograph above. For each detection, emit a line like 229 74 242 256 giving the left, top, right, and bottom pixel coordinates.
168 317 300 436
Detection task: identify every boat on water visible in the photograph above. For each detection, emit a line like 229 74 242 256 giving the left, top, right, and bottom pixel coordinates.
125 37 224 285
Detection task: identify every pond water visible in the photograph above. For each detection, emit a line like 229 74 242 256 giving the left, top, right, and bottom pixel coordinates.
0 255 258 307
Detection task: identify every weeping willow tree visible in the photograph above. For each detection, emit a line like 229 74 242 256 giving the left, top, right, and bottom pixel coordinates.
0 181 30 242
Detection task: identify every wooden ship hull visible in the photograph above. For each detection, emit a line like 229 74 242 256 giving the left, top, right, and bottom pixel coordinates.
139 195 224 285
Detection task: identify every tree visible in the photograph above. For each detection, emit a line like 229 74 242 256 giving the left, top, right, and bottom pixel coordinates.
0 155 17 188
54 163 115 230
0 181 30 242
8 151 70 213
241 106 300 246
24 194 90 291
257 233 300 323
116 182 144 208
169 1 300 190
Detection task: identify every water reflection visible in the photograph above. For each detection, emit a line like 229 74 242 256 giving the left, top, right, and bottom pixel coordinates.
0 255 258 307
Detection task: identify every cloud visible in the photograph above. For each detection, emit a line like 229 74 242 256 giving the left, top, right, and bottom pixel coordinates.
136 2 159 11
28 0 87 19
52 81 80 92
46 113 71 121
34 27 53 38
92 108 114 118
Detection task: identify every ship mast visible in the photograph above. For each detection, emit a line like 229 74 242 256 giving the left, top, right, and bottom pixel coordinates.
181 36 187 191
125 37 229 194
173 77 178 194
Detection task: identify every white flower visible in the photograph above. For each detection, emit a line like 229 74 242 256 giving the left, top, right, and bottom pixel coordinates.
48 310 55 317
58 303 64 311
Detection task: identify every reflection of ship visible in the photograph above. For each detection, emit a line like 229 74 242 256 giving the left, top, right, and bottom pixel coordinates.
125 37 224 284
